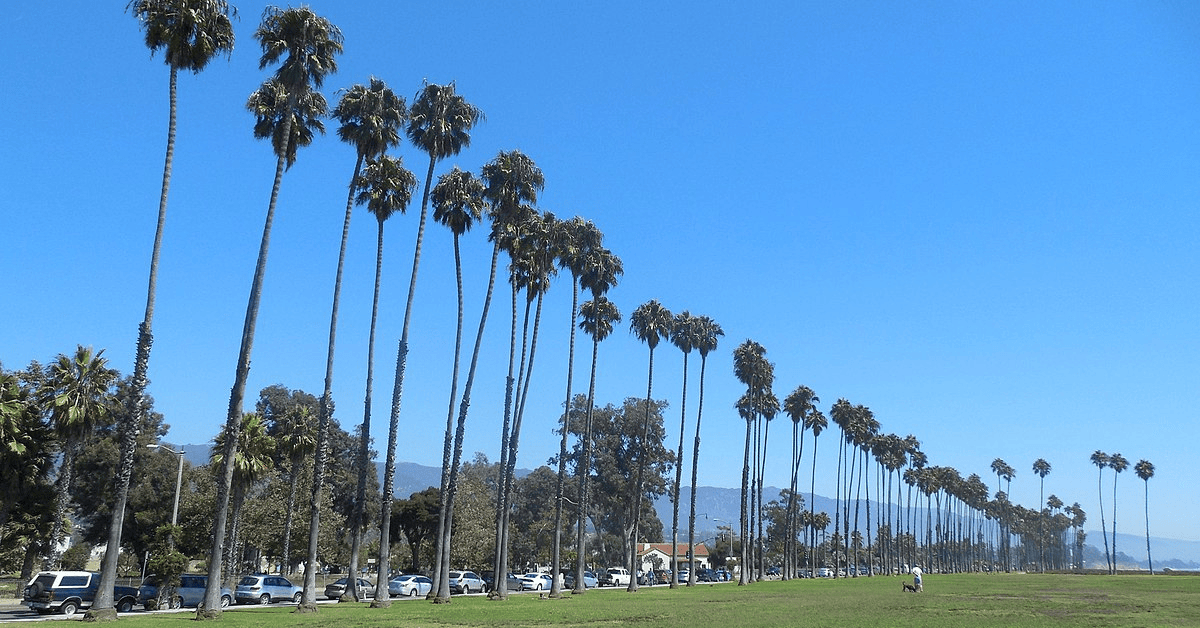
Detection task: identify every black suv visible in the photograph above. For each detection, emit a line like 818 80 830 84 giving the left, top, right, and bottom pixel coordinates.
23 570 140 616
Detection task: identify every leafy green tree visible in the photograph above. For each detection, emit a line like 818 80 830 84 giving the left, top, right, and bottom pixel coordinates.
685 315 721 585
1134 459 1154 574
0 370 54 540
392 488 440 573
207 6 342 616
627 300 673 592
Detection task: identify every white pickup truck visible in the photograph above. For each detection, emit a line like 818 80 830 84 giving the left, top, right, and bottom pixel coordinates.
601 567 631 587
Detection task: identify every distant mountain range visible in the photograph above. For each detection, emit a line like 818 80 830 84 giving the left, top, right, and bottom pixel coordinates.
179 447 1200 568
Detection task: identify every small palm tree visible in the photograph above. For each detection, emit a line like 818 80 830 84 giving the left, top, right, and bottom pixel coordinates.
1090 450 1111 572
207 6 342 613
627 300 674 592
277 406 316 576
1134 459 1154 574
211 413 275 589
685 315 722 586
44 346 118 565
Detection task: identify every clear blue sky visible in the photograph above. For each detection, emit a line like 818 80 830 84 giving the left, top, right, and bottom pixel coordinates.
4 2 1197 543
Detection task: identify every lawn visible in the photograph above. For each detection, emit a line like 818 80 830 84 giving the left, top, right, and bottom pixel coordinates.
103 573 1200 628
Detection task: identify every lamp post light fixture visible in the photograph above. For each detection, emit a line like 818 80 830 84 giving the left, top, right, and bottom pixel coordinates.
146 444 185 544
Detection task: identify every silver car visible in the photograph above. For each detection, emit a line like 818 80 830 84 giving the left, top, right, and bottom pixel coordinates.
388 574 432 597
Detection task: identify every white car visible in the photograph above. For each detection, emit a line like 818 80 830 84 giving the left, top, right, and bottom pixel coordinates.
519 573 553 591
447 571 485 594
388 574 432 597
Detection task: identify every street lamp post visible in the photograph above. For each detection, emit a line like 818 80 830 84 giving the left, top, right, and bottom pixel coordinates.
147 444 185 545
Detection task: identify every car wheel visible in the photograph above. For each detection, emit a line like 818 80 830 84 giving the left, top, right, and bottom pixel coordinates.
169 596 183 610
293 592 302 604
118 598 135 613
61 601 78 616
408 588 417 597
221 595 232 609
536 583 543 591
259 593 271 605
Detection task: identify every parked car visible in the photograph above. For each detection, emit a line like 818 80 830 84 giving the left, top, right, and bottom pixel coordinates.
563 570 598 589
324 577 374 600
388 574 432 597
23 571 139 616
235 575 302 605
482 571 523 593
600 567 631 587
447 570 485 594
519 572 553 591
138 574 231 610
677 569 690 583
694 568 717 582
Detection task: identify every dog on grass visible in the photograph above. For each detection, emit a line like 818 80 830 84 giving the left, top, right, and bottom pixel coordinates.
902 580 919 593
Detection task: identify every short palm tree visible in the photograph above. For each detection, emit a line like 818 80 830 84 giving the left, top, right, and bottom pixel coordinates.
100 3 234 616
627 300 674 592
207 6 341 614
303 75 404 610
1134 459 1154 574
347 155 415 606
277 406 316 576
685 315 722 586
44 346 118 564
1090 450 1111 573
210 412 275 589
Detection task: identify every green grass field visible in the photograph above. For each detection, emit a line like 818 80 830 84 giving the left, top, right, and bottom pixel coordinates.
90 574 1200 627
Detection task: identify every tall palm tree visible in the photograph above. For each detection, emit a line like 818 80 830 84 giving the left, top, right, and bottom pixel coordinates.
572 248 622 594
430 167 486 598
1134 459 1154 574
627 300 674 592
210 413 275 589
667 311 699 588
783 385 818 579
804 408 827 573
754 390 780 580
43 346 118 565
732 340 771 584
685 315 722 586
379 81 483 604
277 406 316 576
461 151 541 602
1107 452 1128 575
99 3 235 619
302 76 405 611
548 217 603 597
829 398 855 577
1089 450 1111 573
206 6 341 615
1032 458 1051 571
344 155 415 606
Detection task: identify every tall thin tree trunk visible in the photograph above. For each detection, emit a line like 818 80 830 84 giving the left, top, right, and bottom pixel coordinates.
490 285 519 600
669 350 688 589
205 109 292 615
575 334 602 593
685 354 708 587
628 346 657 593
551 280 579 598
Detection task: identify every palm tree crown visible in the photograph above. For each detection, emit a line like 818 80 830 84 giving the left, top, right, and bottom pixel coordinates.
254 5 343 91
407 81 485 161
128 0 236 73
334 77 406 162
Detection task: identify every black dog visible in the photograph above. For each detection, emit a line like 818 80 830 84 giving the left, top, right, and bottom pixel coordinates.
902 581 919 593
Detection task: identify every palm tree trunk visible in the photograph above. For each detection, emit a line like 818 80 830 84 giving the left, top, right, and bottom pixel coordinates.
92 60 180 620
551 280 579 597
739 417 752 585
490 285 519 599
376 156 436 605
436 241 500 602
1097 469 1109 573
669 350 688 589
1110 477 1119 574
628 346 657 593
809 435 819 575
205 112 291 613
575 334 602 593
302 151 364 610
1143 480 1152 575
686 354 708 587
281 456 300 574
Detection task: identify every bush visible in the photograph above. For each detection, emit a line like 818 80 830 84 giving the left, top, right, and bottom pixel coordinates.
61 543 92 571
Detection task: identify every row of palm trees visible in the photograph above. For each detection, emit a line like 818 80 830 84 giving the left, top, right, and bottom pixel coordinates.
728 339 1159 581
